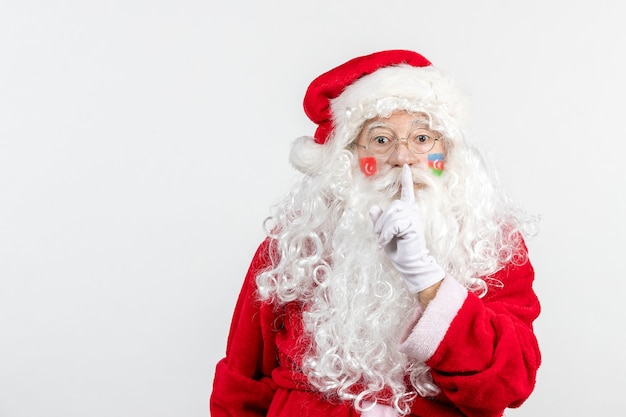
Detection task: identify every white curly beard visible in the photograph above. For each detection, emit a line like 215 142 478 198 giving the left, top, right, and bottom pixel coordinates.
297 164 446 412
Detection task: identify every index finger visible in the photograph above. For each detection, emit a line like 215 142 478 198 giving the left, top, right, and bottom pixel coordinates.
400 164 415 204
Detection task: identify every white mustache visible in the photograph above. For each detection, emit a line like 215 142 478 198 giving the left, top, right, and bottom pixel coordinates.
368 164 434 197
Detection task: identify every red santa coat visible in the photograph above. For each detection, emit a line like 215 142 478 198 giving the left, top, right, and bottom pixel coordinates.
210 238 541 417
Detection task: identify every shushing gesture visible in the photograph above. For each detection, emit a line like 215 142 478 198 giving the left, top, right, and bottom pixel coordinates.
369 164 445 293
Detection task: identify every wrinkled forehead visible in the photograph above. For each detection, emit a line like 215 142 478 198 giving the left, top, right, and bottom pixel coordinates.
360 111 432 133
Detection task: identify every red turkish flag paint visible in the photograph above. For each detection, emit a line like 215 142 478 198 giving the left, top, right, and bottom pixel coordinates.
359 157 377 176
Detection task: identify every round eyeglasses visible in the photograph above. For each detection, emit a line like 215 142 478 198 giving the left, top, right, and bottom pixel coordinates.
355 129 440 157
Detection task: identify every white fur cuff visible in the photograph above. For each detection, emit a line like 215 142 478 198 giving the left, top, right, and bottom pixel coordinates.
399 274 468 362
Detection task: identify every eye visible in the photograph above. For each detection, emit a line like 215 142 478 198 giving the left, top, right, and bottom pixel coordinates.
372 135 391 145
416 134 431 143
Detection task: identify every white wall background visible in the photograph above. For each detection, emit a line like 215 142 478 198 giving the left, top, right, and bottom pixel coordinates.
1 1 624 416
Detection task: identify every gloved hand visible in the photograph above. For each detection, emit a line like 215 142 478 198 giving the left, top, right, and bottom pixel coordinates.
369 164 445 293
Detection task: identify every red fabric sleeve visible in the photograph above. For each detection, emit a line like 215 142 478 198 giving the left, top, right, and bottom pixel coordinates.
210 239 279 417
418 257 541 417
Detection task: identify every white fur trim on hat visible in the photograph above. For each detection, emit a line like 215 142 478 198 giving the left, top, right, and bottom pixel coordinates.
328 64 468 148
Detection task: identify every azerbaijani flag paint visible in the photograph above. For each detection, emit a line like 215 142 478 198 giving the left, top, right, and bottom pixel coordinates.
428 153 444 176
359 157 377 176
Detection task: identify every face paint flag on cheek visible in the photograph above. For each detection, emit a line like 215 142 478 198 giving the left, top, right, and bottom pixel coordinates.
428 153 445 176
359 157 377 176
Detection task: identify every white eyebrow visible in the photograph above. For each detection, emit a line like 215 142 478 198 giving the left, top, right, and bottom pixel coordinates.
365 121 390 132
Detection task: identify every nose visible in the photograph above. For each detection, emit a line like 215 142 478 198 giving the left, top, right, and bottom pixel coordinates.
388 140 420 167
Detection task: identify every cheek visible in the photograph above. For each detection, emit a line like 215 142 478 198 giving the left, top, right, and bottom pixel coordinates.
427 153 445 176
359 157 377 176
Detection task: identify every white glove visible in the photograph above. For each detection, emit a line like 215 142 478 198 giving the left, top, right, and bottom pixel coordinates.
369 164 445 293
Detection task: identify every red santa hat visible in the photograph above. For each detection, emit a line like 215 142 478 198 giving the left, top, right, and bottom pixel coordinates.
303 49 465 145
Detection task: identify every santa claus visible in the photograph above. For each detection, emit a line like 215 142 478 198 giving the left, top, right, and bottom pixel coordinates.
210 50 541 417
